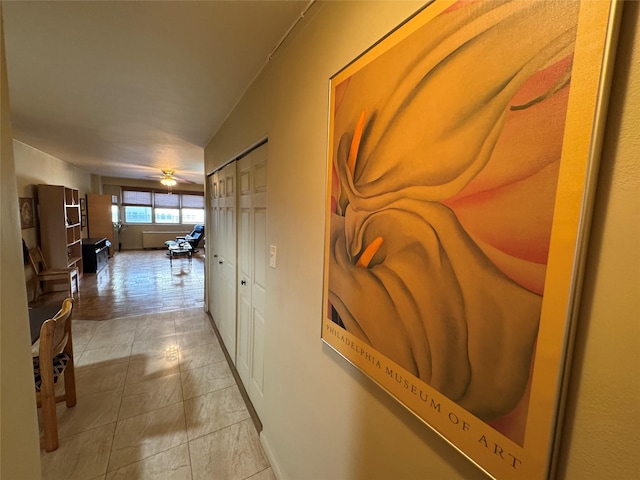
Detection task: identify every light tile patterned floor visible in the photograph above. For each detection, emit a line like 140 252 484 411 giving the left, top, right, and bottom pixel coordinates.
35 251 274 480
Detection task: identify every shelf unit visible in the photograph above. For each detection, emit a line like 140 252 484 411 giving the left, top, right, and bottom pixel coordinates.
38 185 83 276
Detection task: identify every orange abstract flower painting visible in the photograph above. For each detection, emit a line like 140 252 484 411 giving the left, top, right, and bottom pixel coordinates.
322 1 618 478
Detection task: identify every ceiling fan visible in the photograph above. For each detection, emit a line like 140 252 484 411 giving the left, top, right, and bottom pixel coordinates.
148 169 196 187
160 169 178 186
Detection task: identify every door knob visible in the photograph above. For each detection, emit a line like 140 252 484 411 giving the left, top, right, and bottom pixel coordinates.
219 261 223 264
241 280 246 286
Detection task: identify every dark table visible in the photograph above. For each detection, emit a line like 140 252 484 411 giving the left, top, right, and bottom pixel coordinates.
28 305 60 344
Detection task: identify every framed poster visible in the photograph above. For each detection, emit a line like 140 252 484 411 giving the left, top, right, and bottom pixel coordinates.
321 1 620 478
19 197 35 229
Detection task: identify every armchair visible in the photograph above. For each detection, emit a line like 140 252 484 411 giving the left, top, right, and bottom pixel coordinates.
176 225 204 252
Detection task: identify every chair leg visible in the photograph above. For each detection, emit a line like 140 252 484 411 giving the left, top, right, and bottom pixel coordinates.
68 272 75 299
40 365 59 451
33 278 41 301
63 358 77 408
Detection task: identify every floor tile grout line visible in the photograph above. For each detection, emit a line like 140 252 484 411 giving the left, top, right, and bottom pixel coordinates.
103 320 133 478
116 384 184 422
183 381 241 403
186 416 254 444
106 438 192 475
104 439 193 478
248 466 273 480
177 313 196 480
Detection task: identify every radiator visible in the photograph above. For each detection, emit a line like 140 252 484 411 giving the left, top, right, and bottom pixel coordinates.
142 231 189 249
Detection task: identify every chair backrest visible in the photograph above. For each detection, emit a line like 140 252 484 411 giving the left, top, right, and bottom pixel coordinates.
188 225 204 247
28 246 49 275
39 298 74 358
190 225 204 238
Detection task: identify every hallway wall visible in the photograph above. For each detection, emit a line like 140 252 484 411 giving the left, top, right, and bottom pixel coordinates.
0 8 42 478
205 1 639 479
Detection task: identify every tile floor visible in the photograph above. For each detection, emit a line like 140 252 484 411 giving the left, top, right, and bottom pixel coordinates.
33 250 274 480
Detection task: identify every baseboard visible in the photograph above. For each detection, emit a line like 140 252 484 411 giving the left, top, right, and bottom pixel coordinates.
260 431 284 480
205 311 263 433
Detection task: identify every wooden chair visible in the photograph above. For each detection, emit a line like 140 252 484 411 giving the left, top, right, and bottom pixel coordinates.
33 298 77 451
28 246 79 301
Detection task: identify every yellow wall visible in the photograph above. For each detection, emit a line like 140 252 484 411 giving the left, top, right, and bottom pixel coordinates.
14 140 93 195
205 1 639 478
0 7 42 478
13 140 93 250
557 3 640 476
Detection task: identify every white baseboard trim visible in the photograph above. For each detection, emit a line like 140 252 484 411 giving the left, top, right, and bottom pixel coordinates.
260 430 284 480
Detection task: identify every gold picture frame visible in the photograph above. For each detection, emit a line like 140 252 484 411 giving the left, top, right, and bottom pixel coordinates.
321 1 621 478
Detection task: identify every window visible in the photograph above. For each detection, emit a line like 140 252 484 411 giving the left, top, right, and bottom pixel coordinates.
155 208 180 223
182 208 205 223
122 190 152 206
111 205 119 223
120 189 204 224
181 194 205 224
125 206 152 223
122 189 153 223
153 192 180 224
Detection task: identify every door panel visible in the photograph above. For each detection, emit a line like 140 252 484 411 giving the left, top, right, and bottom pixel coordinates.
251 206 267 399
237 205 252 382
253 209 267 290
236 144 268 419
215 163 225 327
221 163 237 361
252 309 266 392
208 163 237 361
207 172 220 325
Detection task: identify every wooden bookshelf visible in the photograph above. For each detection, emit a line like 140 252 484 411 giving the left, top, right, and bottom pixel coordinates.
38 185 83 276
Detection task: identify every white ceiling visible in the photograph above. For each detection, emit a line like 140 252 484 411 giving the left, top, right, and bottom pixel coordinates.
2 1 312 185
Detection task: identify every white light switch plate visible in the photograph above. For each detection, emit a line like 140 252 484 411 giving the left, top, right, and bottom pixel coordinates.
269 245 277 268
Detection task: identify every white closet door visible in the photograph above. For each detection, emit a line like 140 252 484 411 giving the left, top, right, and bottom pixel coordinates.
220 162 238 361
208 163 238 361
236 144 267 419
206 172 217 317
210 169 225 333
237 157 251 386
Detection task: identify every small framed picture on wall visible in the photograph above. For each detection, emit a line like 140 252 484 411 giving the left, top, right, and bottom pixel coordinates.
19 197 35 229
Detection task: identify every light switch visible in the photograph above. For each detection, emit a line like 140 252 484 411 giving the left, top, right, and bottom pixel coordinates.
269 245 277 268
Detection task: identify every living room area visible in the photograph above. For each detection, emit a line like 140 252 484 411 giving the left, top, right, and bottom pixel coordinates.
12 141 275 478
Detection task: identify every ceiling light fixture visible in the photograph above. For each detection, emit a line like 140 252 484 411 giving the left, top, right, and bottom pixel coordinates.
160 169 178 187
160 176 177 187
